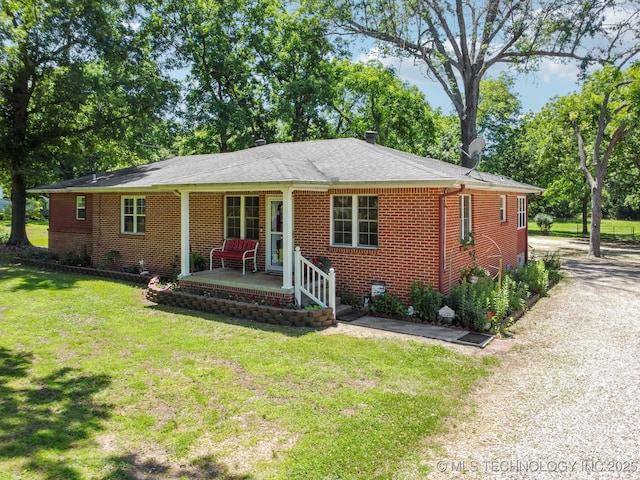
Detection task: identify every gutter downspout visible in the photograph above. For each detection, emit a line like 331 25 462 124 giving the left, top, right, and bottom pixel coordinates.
439 184 466 293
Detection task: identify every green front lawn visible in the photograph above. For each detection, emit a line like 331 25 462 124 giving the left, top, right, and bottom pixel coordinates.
0 220 49 248
0 261 496 479
529 217 640 241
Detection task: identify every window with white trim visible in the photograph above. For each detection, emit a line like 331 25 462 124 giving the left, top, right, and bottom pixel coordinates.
460 194 472 241
332 195 378 247
225 196 259 239
500 195 506 222
76 196 86 220
517 196 527 229
121 196 145 234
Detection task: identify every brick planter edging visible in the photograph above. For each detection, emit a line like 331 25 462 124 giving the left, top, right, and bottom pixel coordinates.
146 285 335 328
15 257 151 285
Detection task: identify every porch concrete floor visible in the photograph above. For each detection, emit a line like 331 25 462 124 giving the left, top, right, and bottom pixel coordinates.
185 268 293 294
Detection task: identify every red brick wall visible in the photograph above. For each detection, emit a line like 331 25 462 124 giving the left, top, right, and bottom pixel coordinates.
49 193 93 258
47 188 529 299
90 192 181 276
294 188 441 303
442 190 525 294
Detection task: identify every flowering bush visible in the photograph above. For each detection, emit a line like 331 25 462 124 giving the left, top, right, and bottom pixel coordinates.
311 256 332 273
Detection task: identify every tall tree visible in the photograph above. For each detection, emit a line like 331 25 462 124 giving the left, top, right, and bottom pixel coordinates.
568 65 640 257
477 75 530 179
0 0 177 246
329 59 436 154
313 0 640 167
253 9 340 142
146 0 272 154
524 105 591 225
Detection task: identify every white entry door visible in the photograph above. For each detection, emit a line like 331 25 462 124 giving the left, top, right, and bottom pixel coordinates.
266 197 284 271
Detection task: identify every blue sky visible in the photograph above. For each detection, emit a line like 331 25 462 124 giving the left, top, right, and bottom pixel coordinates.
358 49 585 114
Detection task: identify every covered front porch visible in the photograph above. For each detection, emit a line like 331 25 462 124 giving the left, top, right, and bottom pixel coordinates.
180 268 296 306
174 186 336 313
180 247 336 314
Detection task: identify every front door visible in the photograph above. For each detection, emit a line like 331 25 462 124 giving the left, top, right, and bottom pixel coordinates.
266 197 284 271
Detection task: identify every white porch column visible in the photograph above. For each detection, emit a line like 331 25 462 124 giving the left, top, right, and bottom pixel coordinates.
180 191 191 277
281 187 294 289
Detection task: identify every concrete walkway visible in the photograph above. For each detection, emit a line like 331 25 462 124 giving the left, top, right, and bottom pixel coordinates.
345 315 494 347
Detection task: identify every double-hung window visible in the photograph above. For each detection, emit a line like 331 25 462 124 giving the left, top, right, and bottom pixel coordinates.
500 195 507 223
226 196 259 239
460 194 472 241
76 196 86 220
122 196 146 234
332 195 378 248
517 196 527 229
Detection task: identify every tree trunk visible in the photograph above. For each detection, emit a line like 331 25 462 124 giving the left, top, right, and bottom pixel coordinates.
459 74 480 169
588 184 602 258
7 69 32 247
581 190 589 234
7 173 31 247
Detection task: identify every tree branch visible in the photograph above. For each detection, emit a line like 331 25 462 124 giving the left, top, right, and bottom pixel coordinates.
572 119 596 189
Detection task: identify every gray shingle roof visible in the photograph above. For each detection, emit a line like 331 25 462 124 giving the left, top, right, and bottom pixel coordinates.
31 138 542 193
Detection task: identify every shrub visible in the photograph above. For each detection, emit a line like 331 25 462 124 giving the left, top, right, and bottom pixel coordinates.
409 281 443 322
190 252 207 272
370 292 406 319
26 198 45 221
338 288 360 307
0 227 9 244
99 250 123 270
0 205 11 221
58 246 91 267
539 252 562 284
516 259 549 295
446 281 490 330
533 213 554 235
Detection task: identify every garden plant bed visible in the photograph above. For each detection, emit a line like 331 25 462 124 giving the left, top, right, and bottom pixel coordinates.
15 257 151 285
146 284 335 328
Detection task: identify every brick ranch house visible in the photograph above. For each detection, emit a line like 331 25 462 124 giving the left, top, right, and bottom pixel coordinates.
31 136 542 307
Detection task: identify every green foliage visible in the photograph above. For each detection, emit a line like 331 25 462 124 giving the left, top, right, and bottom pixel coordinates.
446 281 490 330
516 260 549 296
330 59 437 155
58 246 91 267
533 213 554 234
0 205 10 221
409 281 443 322
99 250 123 270
0 227 9 244
446 263 549 332
370 292 406 319
537 251 563 284
190 252 207 272
338 287 360 307
25 198 46 221
0 0 178 246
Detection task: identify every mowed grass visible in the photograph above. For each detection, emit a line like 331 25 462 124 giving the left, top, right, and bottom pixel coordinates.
0 261 496 479
0 220 49 248
529 217 640 242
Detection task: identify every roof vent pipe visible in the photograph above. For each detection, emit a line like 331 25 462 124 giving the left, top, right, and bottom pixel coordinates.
255 138 267 147
365 131 377 144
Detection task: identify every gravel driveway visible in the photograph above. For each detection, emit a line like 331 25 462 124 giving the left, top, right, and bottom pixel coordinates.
408 236 640 479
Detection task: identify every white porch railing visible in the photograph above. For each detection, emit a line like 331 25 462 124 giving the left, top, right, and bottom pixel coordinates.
294 246 336 316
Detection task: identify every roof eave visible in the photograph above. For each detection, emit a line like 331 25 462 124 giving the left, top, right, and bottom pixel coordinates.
29 178 543 195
